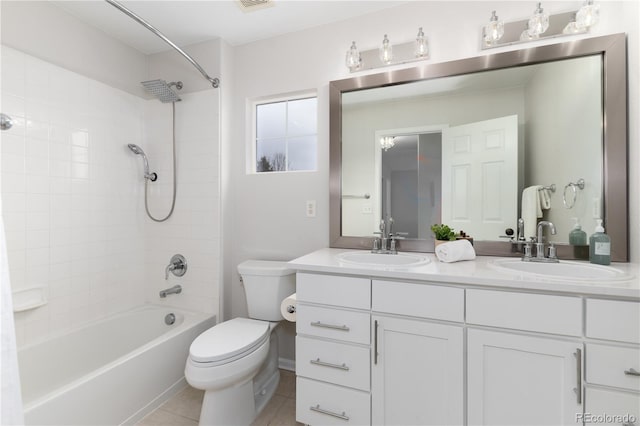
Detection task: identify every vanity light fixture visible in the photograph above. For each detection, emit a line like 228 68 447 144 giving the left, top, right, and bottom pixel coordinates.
345 28 429 73
379 34 393 64
483 11 504 46
380 136 395 151
576 0 600 29
415 27 429 58
527 2 549 37
482 2 596 50
345 41 362 72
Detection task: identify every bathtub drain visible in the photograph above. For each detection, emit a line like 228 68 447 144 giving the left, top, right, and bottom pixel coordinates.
165 313 176 325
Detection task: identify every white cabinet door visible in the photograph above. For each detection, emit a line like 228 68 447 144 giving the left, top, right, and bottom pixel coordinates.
468 329 583 426
371 315 463 426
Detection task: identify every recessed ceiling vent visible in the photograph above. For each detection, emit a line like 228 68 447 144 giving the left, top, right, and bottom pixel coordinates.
236 0 274 13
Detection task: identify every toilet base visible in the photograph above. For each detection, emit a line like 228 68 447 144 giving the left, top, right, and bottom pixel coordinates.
199 380 255 426
196 329 281 425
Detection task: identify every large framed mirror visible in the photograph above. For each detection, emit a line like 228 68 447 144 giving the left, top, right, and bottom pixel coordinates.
330 33 628 261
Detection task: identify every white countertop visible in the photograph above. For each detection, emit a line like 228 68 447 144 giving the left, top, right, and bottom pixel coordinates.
288 248 640 299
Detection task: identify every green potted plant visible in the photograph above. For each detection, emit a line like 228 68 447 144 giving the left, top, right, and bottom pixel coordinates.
431 223 456 247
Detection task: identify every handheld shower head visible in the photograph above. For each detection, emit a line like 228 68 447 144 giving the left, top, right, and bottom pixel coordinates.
127 144 157 181
127 143 145 155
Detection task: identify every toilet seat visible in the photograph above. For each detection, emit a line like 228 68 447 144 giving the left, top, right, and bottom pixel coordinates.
189 318 270 366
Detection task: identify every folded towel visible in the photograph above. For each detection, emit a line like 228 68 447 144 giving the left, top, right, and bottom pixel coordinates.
538 188 551 210
435 239 476 263
522 186 540 239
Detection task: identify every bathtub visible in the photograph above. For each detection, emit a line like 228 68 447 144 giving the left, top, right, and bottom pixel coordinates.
18 304 216 425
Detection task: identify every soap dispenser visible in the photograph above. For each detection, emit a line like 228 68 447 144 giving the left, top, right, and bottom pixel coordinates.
589 219 611 265
569 217 587 245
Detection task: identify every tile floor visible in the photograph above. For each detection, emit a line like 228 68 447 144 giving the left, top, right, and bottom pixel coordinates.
137 369 302 426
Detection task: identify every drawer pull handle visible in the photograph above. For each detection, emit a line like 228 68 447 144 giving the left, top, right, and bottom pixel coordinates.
624 368 640 376
310 358 350 371
310 404 350 421
310 321 350 331
573 348 582 405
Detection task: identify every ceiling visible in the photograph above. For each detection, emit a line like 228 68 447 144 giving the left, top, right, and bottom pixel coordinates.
52 0 408 54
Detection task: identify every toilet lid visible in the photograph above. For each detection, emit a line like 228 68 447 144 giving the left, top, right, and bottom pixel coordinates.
189 318 270 363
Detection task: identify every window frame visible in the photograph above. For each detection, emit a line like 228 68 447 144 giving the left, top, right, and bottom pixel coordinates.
248 91 318 174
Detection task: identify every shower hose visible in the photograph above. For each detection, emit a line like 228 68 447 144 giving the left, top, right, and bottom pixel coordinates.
145 102 177 222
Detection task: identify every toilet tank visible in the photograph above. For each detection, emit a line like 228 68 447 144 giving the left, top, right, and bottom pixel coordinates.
237 260 296 321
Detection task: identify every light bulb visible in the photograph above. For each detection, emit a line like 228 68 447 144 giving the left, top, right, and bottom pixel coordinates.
520 23 539 41
563 13 582 34
379 34 393 65
483 11 504 46
415 27 428 58
345 41 361 72
527 3 549 37
576 0 600 29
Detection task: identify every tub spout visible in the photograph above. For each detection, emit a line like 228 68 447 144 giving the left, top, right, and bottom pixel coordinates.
159 285 182 298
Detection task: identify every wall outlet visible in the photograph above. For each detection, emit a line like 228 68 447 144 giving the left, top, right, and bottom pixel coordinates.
362 204 372 214
306 200 316 217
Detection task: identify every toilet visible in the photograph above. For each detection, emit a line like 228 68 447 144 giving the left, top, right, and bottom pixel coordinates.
185 260 295 426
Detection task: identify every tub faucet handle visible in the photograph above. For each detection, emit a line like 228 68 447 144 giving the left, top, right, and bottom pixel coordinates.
165 254 187 280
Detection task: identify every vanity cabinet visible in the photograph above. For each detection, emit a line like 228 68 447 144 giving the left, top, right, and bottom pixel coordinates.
584 299 640 426
370 279 465 425
466 289 584 425
293 267 640 426
295 273 372 425
467 329 583 425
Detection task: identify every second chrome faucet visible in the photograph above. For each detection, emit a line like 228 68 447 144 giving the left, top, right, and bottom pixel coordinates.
523 220 559 262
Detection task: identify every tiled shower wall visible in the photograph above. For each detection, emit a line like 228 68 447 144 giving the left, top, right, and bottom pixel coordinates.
1 46 220 347
143 91 221 314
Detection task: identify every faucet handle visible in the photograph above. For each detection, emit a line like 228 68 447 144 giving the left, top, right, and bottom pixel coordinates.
165 254 187 280
548 243 558 259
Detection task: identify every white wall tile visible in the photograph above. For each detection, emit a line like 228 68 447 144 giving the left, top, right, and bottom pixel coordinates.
3 46 221 349
2 46 147 347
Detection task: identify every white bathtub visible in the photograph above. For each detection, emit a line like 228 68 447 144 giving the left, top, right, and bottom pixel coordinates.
18 304 216 425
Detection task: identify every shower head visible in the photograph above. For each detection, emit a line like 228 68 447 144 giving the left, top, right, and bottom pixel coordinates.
127 143 145 156
127 144 157 181
141 79 182 103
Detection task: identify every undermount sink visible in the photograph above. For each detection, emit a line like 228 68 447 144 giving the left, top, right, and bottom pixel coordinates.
336 251 430 268
488 258 632 282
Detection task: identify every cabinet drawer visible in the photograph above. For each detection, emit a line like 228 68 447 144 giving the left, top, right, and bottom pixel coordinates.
296 377 370 426
297 304 370 345
296 336 370 391
297 273 370 309
586 299 640 343
466 289 582 336
372 280 464 322
586 344 640 391
585 387 640 425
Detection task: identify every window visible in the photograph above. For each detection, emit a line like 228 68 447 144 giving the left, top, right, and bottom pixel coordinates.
253 95 317 173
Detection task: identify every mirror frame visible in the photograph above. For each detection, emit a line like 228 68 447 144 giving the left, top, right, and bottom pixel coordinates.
330 33 628 261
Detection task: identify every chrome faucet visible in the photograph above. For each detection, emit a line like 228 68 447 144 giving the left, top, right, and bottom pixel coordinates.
372 217 407 254
523 221 558 262
159 285 182 298
165 254 187 280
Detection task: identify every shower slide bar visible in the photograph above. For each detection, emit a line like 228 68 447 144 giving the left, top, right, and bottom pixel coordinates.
104 0 220 89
